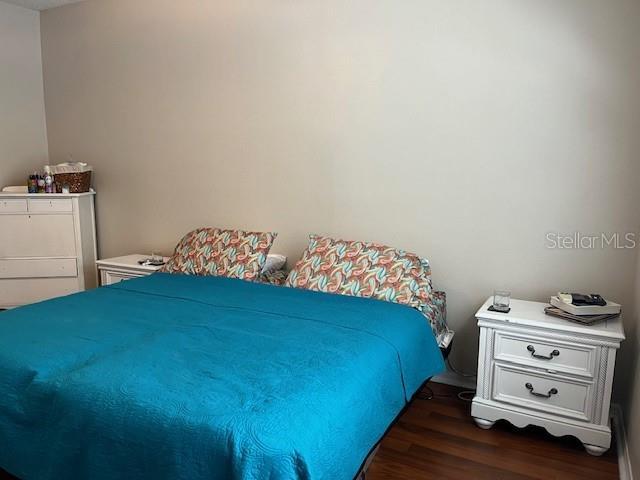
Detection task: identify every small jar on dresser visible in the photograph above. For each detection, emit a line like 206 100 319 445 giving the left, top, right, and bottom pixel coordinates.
96 254 168 286
471 297 624 456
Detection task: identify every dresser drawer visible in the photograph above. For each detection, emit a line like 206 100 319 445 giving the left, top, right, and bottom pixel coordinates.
0 258 77 279
28 198 73 213
0 199 28 213
494 331 597 378
492 364 592 422
0 277 79 308
0 215 77 257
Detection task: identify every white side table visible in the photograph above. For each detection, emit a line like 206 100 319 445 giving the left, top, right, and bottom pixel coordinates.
96 254 168 286
471 297 624 456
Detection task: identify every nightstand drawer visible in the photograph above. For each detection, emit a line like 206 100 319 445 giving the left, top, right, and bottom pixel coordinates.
101 270 142 286
494 331 596 378
492 364 592 422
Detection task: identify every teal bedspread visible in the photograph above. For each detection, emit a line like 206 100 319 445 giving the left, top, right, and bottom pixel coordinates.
0 273 443 480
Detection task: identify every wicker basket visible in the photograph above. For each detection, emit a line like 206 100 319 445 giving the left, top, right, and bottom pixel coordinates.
54 171 92 193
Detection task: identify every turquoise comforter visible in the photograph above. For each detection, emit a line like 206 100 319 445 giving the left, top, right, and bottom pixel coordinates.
0 273 443 479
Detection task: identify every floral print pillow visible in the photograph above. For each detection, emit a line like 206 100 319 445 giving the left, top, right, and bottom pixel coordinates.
285 235 432 309
160 228 277 281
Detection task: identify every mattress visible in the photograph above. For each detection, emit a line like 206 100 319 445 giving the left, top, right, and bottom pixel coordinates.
0 273 444 480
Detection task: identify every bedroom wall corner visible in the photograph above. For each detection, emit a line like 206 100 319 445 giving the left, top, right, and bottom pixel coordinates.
620 251 640 478
0 0 49 187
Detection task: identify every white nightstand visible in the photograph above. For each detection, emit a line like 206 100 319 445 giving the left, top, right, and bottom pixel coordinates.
471 297 624 456
96 254 169 286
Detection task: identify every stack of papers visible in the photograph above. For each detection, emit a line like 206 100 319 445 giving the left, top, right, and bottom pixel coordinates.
544 306 619 325
550 296 621 315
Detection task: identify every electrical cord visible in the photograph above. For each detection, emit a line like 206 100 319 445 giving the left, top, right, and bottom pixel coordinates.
416 341 478 402
416 385 434 400
446 356 477 379
417 384 475 402
445 354 477 401
416 385 453 401
416 328 478 402
457 390 475 402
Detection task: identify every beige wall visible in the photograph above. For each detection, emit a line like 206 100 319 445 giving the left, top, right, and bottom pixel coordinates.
0 1 48 187
40 0 640 385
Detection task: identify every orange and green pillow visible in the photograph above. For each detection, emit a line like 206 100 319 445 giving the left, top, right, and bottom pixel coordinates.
160 227 276 281
285 235 431 309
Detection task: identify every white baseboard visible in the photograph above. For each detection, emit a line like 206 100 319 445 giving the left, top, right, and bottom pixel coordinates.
431 370 476 390
612 403 634 480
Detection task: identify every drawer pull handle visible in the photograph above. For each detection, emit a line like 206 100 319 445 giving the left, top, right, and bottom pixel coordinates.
525 382 558 398
527 345 560 360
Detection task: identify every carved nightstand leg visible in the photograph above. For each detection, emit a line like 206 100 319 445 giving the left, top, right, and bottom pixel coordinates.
473 417 495 430
584 444 607 456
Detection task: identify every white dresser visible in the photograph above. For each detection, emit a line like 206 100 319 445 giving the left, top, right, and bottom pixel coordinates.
0 191 97 308
471 297 624 456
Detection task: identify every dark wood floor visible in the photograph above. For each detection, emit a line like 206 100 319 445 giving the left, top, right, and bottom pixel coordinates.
367 382 618 480
0 382 618 480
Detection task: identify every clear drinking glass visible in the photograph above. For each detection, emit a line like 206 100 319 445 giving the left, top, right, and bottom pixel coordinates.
493 290 511 312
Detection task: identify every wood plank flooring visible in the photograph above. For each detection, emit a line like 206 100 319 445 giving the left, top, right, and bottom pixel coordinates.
0 383 618 480
367 382 618 480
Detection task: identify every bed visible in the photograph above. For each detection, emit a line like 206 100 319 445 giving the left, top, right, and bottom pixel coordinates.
0 273 444 480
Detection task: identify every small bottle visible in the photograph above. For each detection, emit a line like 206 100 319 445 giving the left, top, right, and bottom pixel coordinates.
28 173 38 193
43 166 54 194
37 173 45 193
